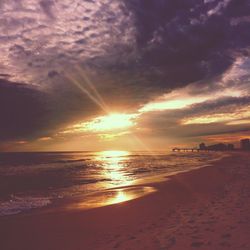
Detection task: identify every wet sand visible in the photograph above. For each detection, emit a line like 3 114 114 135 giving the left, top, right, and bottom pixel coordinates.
1 152 250 250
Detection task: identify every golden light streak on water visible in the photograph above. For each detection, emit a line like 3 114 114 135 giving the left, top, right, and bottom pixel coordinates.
67 186 156 211
96 150 133 188
64 150 157 211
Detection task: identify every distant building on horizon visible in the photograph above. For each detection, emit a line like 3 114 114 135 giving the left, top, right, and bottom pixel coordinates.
240 139 250 150
207 143 228 151
199 142 235 151
174 139 249 152
227 144 234 150
199 143 206 150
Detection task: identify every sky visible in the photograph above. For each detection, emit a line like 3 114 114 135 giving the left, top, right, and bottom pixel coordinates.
0 0 250 151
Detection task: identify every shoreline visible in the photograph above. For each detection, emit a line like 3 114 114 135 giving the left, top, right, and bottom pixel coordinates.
1 151 229 217
1 152 250 249
51 151 230 213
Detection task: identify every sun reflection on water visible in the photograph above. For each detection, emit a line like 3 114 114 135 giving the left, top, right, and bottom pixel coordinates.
95 150 134 188
111 190 128 204
68 186 156 211
65 150 157 211
97 150 130 158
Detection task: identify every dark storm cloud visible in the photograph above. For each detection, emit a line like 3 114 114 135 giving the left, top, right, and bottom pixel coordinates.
0 79 50 140
81 0 250 106
116 0 250 88
0 77 102 142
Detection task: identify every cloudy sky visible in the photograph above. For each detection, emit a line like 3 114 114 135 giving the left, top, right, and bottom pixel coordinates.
1 0 250 151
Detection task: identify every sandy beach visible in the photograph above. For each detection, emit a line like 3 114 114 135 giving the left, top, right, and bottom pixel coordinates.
1 152 250 250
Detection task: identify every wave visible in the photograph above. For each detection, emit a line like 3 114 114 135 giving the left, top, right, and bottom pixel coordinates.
0 196 51 216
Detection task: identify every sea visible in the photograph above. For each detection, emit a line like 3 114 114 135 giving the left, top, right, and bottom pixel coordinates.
0 150 226 216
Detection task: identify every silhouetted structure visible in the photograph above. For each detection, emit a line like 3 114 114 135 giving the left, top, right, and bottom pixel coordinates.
198 142 235 151
172 139 250 152
207 143 228 151
240 139 250 150
172 147 200 152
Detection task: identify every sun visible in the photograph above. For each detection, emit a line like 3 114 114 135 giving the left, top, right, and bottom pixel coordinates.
77 113 138 132
98 150 130 158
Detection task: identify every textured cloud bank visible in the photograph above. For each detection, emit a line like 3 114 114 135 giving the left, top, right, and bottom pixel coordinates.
1 0 250 150
0 0 135 84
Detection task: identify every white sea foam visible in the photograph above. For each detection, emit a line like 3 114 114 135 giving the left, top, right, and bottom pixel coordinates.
0 196 51 216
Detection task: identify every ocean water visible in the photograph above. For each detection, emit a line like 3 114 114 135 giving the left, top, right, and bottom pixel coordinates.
0 151 225 216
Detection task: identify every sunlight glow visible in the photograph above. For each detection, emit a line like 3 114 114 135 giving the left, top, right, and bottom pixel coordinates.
227 119 250 125
74 113 138 132
98 150 130 158
140 97 208 112
111 190 128 204
65 67 110 113
99 131 131 141
139 87 244 112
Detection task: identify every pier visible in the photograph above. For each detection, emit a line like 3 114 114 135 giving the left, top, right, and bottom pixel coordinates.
172 147 200 152
172 141 240 152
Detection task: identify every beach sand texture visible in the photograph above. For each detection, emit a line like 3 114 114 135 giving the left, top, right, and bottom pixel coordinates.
1 152 250 250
